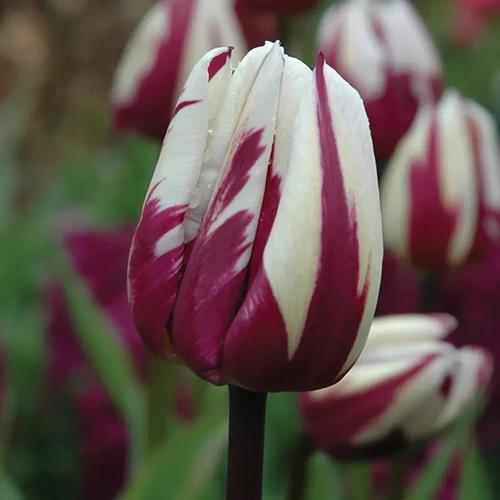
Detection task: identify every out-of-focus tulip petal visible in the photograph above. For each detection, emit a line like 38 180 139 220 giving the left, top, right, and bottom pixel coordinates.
365 314 457 349
300 314 492 459
127 48 233 361
112 0 246 141
382 90 500 273
317 0 442 163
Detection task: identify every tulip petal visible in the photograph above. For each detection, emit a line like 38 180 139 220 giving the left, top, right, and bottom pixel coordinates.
127 47 232 359
363 314 457 351
300 353 442 458
112 0 197 140
171 42 284 382
434 346 492 430
382 91 479 271
222 55 383 392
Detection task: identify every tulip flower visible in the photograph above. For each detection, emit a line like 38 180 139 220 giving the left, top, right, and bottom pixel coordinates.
317 0 442 163
111 0 247 141
235 0 320 15
300 314 493 460
381 90 500 273
127 42 383 393
453 0 500 45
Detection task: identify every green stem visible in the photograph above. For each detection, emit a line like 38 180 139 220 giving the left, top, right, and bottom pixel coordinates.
287 434 313 500
346 463 372 500
146 353 175 457
387 457 409 500
226 386 267 500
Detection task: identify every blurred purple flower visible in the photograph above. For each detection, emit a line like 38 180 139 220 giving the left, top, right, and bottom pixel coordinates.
47 226 146 500
376 251 419 317
435 248 500 447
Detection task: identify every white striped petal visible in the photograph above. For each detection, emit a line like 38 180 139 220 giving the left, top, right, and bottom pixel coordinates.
112 2 168 106
363 314 457 351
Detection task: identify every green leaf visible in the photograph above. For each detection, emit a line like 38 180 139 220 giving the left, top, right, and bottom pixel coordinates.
306 453 343 500
53 247 145 473
408 398 484 500
460 442 494 500
0 443 25 500
263 393 304 499
124 409 228 500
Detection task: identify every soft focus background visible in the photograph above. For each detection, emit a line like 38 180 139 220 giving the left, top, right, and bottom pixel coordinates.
1 0 500 499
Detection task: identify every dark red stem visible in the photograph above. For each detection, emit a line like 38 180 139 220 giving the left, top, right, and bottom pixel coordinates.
226 385 267 500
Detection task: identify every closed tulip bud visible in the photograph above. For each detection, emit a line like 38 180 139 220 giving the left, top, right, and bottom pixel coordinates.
127 42 383 392
382 90 500 273
111 0 247 141
317 0 442 163
300 314 493 460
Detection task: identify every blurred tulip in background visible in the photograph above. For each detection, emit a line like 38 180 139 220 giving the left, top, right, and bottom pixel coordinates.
301 314 492 460
111 0 247 141
453 0 500 45
127 42 383 392
47 227 146 499
382 90 500 274
317 0 442 164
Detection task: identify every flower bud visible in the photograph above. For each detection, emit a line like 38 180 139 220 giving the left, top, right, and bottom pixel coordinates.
127 42 383 392
300 314 493 460
317 0 442 163
111 0 247 141
381 90 500 273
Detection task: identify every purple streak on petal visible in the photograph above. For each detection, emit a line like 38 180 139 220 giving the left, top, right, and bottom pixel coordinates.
128 183 188 359
408 119 460 272
171 99 202 119
114 0 197 141
300 356 437 460
466 116 500 262
171 129 267 383
221 56 370 392
248 141 280 284
208 49 232 81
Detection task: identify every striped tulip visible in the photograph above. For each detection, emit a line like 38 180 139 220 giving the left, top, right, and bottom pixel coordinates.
111 0 247 141
127 42 383 392
381 90 500 273
317 0 442 163
300 314 493 459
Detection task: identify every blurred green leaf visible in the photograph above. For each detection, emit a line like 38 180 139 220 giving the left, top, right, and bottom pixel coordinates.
0 442 25 500
124 409 228 500
263 393 304 499
460 441 494 500
54 247 145 473
408 398 484 500
306 453 343 500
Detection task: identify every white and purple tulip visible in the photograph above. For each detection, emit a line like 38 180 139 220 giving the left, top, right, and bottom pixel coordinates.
127 42 383 392
317 0 442 163
381 90 500 273
300 314 493 459
111 0 247 141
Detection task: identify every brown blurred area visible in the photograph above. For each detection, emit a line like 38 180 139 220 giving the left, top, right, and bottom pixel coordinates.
0 0 155 202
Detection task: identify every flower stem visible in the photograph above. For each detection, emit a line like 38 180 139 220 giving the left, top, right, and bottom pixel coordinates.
226 385 267 500
418 274 438 313
287 434 313 500
387 457 408 500
346 463 372 500
146 353 174 457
